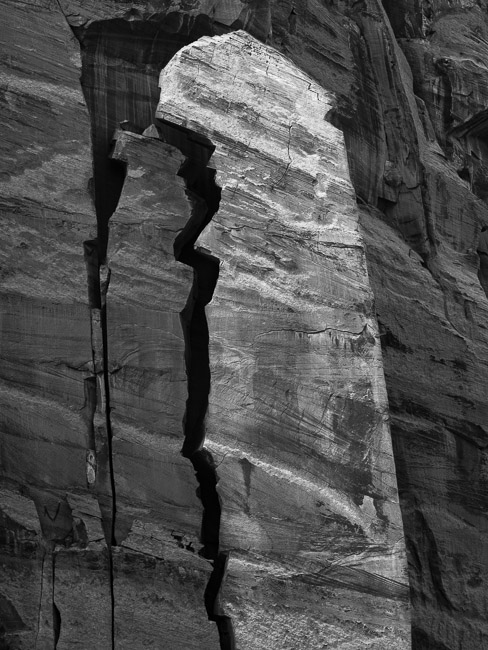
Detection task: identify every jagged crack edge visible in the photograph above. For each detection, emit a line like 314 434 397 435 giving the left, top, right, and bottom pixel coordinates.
160 119 235 650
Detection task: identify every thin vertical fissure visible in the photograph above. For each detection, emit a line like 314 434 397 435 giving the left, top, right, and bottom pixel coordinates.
56 11 125 648
159 120 235 649
82 248 117 650
100 261 117 550
83 241 117 650
52 552 61 649
34 549 45 649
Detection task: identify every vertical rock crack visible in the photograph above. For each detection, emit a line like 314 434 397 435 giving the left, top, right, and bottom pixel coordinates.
52 552 61 649
83 236 118 650
159 120 235 650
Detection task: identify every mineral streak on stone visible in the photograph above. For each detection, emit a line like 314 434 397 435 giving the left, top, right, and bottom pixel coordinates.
157 31 410 648
105 127 220 648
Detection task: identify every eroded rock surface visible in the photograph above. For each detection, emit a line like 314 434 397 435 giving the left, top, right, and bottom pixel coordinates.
2 0 488 649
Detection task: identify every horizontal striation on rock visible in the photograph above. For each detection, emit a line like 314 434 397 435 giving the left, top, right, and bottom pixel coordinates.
157 30 410 649
0 1 113 648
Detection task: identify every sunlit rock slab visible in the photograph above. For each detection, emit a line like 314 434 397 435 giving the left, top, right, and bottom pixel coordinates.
157 30 410 648
221 552 410 650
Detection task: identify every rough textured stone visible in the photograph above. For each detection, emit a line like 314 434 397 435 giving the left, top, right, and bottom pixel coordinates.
156 30 410 649
363 2 488 648
2 0 488 649
0 1 112 647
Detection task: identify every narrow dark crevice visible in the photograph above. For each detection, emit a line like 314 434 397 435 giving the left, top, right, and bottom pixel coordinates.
52 553 61 649
107 548 115 650
102 291 117 650
83 240 117 537
100 261 117 549
477 226 488 298
83 238 118 650
158 119 235 649
83 377 98 486
34 548 45 648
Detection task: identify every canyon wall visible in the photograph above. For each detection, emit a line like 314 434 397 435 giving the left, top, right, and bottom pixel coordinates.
1 1 488 649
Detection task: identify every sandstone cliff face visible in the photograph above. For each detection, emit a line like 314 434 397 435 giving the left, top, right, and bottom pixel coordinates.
1 1 488 649
155 31 409 648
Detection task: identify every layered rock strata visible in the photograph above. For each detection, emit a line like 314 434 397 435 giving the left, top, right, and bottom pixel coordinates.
0 0 112 647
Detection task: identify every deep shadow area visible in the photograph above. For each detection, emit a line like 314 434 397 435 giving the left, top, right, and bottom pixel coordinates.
73 13 218 260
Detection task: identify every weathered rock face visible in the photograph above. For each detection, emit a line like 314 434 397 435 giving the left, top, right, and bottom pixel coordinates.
0 1 111 647
363 3 488 648
2 0 488 649
155 30 409 648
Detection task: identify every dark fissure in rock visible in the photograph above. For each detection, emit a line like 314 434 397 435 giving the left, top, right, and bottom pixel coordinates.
477 226 488 298
52 554 61 649
83 231 116 650
158 119 235 649
84 239 116 532
82 153 120 650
